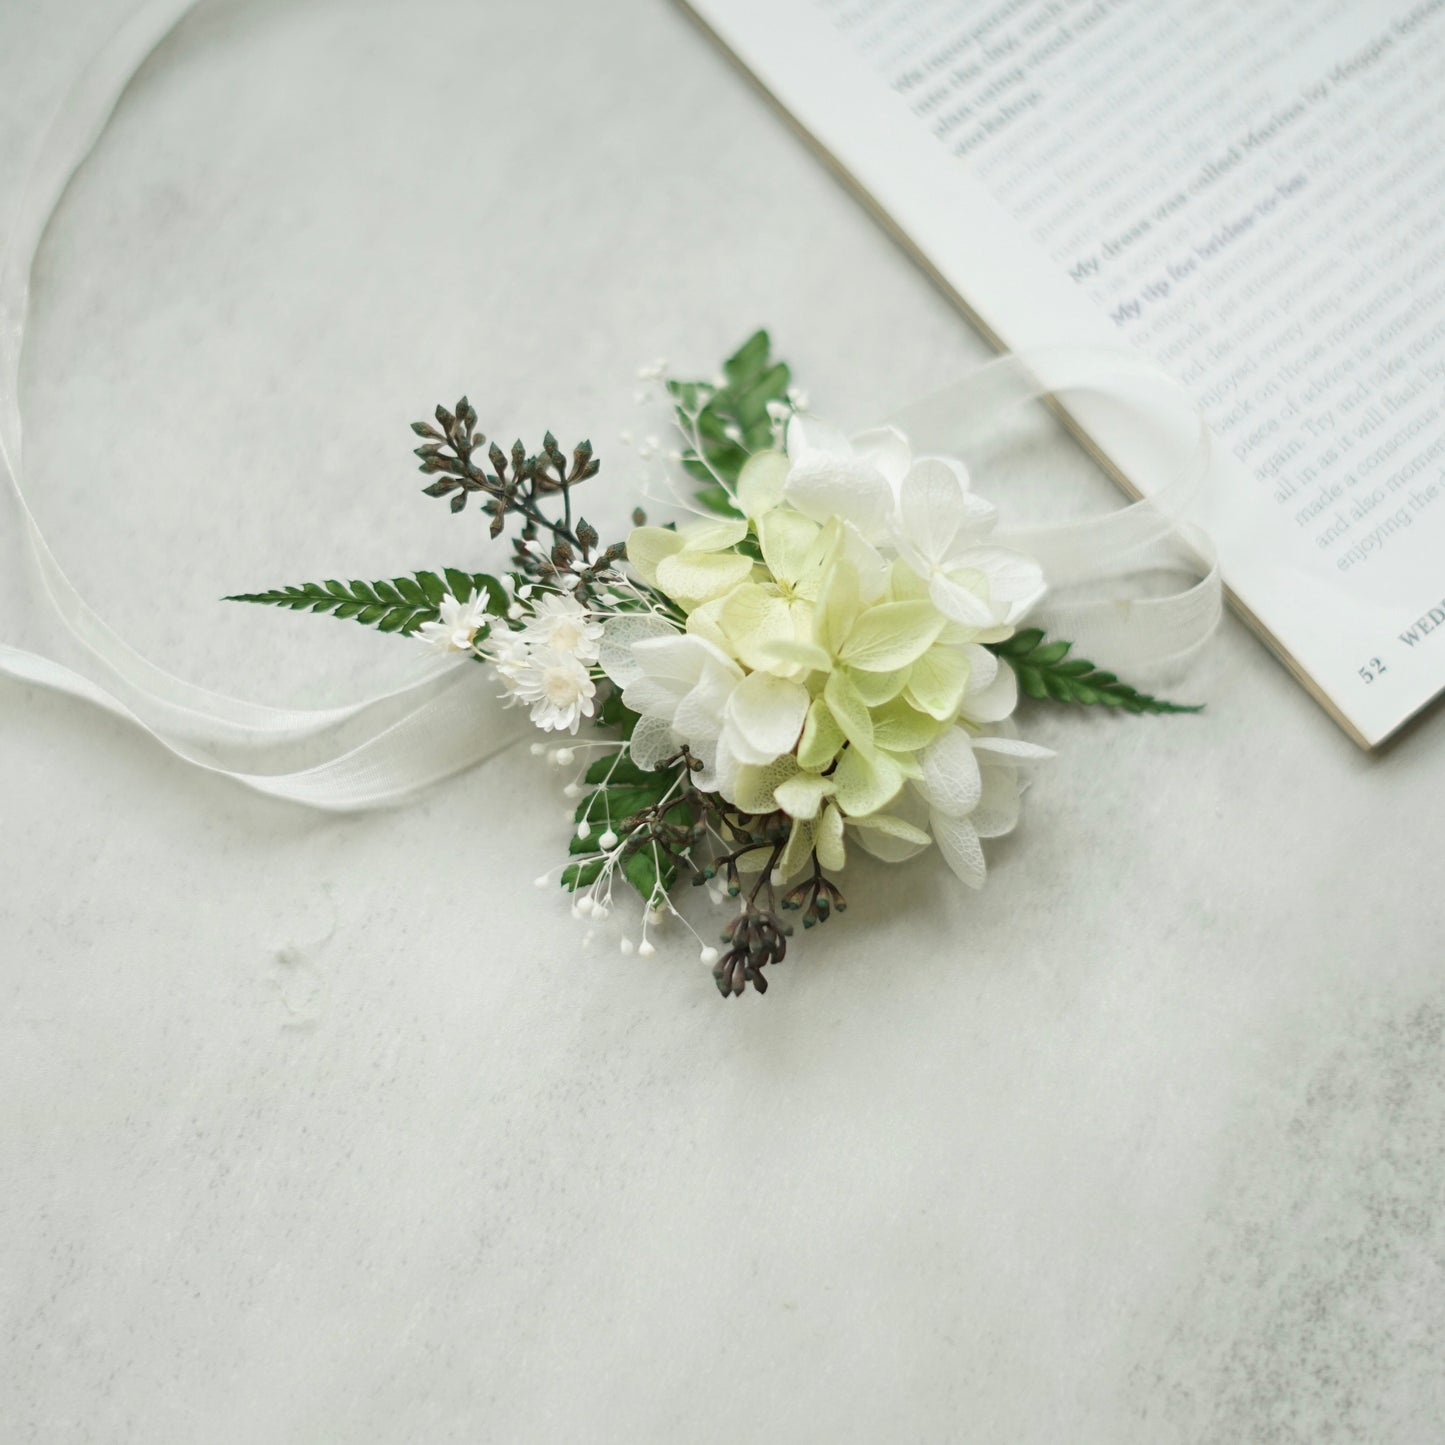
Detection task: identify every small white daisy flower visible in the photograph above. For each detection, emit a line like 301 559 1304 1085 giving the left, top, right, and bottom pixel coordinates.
513 647 598 734
520 593 606 663
416 592 491 654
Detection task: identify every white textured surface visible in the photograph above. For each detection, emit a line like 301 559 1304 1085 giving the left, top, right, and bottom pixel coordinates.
2 2 1443 1441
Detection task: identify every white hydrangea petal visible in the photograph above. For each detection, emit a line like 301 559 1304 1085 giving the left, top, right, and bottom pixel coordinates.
918 456 997 527
842 525 891 604
786 412 852 460
622 674 689 722
597 613 679 687
898 457 970 562
736 450 791 517
932 811 987 888
960 654 1018 724
971 734 1055 762
629 715 678 771
785 455 894 540
724 671 810 761
630 633 714 685
928 570 996 629
674 665 738 743
919 727 983 818
972 762 1022 838
951 544 1047 604
962 643 998 694
850 426 912 489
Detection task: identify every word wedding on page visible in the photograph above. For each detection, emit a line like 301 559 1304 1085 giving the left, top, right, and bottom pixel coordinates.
682 0 1445 746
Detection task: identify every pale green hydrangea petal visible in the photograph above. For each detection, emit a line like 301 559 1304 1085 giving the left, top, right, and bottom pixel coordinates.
849 665 909 707
871 697 949 753
823 670 875 756
797 696 845 771
732 754 802 815
773 771 836 822
815 803 847 870
761 637 833 674
777 816 817 881
905 643 972 721
736 450 791 518
836 600 946 672
757 508 820 585
626 526 684 587
720 583 795 673
679 516 749 551
849 810 933 864
655 550 755 610
831 745 904 818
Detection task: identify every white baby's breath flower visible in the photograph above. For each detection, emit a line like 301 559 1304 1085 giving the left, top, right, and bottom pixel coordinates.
520 593 605 662
416 591 491 654
511 646 598 734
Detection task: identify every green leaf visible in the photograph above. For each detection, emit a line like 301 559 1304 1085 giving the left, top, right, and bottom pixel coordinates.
723 329 771 387
695 484 743 517
561 858 605 891
670 330 794 498
622 845 675 903
225 570 505 638
574 783 671 826
989 631 1203 715
583 753 658 786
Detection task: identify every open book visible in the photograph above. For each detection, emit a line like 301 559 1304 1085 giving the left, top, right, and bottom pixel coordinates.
681 0 1445 747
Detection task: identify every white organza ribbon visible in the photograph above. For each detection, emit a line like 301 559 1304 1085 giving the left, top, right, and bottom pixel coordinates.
890 346 1221 677
0 0 1220 812
0 0 530 809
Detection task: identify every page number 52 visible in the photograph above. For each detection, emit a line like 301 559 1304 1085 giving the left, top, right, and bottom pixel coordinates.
1359 657 1387 684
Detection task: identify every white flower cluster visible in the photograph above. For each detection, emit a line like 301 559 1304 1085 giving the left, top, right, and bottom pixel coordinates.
482 592 604 734
602 416 1055 889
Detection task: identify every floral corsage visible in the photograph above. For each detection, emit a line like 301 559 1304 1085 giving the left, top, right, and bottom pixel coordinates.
232 332 1198 996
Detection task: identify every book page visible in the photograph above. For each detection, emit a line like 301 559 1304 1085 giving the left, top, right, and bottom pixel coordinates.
683 0 1445 745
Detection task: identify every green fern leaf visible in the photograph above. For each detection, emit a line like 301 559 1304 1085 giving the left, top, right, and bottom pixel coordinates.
225 569 505 637
989 628 1203 715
